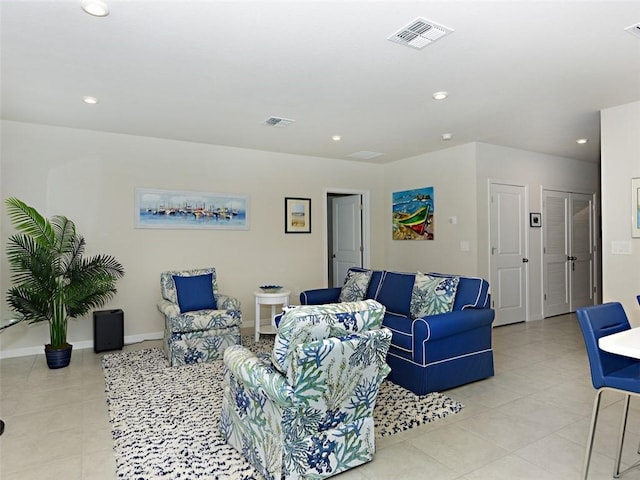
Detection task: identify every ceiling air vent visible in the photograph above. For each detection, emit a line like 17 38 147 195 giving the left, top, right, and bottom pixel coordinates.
625 23 640 39
347 151 384 160
263 116 296 128
388 17 453 49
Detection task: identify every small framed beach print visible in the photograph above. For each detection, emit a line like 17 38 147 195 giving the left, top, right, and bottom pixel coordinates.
632 178 640 238
285 197 311 234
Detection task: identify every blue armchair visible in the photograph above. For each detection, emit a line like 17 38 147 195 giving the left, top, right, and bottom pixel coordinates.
220 299 392 479
157 267 241 366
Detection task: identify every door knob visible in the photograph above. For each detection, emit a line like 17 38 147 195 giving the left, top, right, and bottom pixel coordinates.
522 258 529 263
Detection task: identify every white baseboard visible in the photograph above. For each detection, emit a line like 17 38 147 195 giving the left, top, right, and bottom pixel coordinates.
0 331 164 360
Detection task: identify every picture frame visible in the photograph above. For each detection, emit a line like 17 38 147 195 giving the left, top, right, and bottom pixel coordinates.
530 212 542 228
392 186 434 240
134 188 249 230
632 178 640 238
284 197 311 234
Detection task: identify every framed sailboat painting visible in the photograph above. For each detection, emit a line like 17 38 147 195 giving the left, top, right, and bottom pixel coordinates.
134 188 249 230
392 186 434 240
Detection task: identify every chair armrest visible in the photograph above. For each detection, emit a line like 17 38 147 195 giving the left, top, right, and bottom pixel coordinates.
300 288 341 305
223 346 294 408
157 299 180 317
217 294 241 311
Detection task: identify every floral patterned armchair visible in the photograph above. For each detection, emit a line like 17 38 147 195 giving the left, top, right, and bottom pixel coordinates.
157 267 241 366
220 299 392 480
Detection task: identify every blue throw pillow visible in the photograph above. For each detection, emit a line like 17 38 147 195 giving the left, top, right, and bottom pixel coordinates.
172 273 217 313
375 271 414 316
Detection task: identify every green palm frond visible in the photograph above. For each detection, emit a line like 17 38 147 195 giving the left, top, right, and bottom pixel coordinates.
6 285 53 323
50 214 76 255
5 197 56 249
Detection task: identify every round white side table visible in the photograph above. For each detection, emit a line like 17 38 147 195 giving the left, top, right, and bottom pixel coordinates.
254 289 290 342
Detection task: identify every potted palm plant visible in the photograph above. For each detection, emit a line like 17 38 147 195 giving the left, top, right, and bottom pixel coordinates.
5 198 125 369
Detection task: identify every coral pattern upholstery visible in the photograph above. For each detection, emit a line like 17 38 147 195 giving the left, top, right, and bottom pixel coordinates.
157 267 241 366
300 268 495 395
220 299 392 480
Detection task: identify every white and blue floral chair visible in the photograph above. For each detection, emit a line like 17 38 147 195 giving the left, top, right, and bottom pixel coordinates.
157 267 241 366
220 299 392 480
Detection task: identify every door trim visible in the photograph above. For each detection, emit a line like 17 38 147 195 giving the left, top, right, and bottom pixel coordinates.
323 188 370 288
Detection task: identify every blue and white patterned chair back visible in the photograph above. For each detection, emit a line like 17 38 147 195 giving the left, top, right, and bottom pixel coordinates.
160 267 219 303
272 299 385 376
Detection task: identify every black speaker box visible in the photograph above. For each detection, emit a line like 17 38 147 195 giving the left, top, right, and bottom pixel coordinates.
93 309 124 353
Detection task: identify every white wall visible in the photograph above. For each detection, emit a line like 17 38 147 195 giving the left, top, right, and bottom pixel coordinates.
475 142 600 321
0 120 386 356
0 119 603 357
382 143 479 276
382 142 598 322
601 101 640 326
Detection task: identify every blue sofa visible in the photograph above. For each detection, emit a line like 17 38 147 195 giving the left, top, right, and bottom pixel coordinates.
300 268 495 395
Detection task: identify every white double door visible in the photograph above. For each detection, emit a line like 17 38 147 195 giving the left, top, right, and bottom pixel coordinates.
543 190 596 316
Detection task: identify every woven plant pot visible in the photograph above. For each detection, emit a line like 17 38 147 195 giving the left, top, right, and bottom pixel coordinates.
45 343 73 369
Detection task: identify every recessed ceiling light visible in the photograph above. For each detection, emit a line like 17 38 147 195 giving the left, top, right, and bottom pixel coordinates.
83 96 99 104
432 91 448 101
441 133 453 141
576 138 588 144
331 135 342 141
80 0 109 17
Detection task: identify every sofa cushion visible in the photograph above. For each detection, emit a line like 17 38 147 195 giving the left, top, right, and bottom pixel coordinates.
429 273 489 310
375 271 415 316
172 273 218 313
339 270 372 302
381 312 413 352
410 272 459 318
345 267 384 300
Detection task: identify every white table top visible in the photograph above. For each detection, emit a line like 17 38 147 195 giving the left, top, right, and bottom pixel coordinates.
599 327 640 360
254 289 291 297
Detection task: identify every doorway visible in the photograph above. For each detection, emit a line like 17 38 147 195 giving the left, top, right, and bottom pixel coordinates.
325 189 369 288
489 182 528 326
542 190 596 316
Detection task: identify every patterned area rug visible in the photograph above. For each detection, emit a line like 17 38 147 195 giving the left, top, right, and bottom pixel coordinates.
102 337 463 479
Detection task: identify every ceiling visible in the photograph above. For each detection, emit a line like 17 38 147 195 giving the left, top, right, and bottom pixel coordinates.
2 1 640 164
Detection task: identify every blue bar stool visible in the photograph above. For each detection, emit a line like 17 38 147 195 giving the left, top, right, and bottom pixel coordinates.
576 302 640 479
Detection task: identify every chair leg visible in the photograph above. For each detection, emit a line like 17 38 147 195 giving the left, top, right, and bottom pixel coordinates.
613 394 631 478
584 390 603 480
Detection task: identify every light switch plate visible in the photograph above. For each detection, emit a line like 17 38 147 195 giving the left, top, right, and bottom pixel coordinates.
611 241 632 255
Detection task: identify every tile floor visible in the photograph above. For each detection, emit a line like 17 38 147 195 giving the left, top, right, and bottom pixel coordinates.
2 314 640 480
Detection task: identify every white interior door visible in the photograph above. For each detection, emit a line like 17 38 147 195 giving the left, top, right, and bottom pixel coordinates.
570 193 595 310
543 191 570 317
490 183 528 326
332 195 363 287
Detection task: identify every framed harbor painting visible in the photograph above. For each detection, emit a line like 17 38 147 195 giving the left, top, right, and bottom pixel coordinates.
134 188 249 230
392 186 434 240
285 197 311 233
